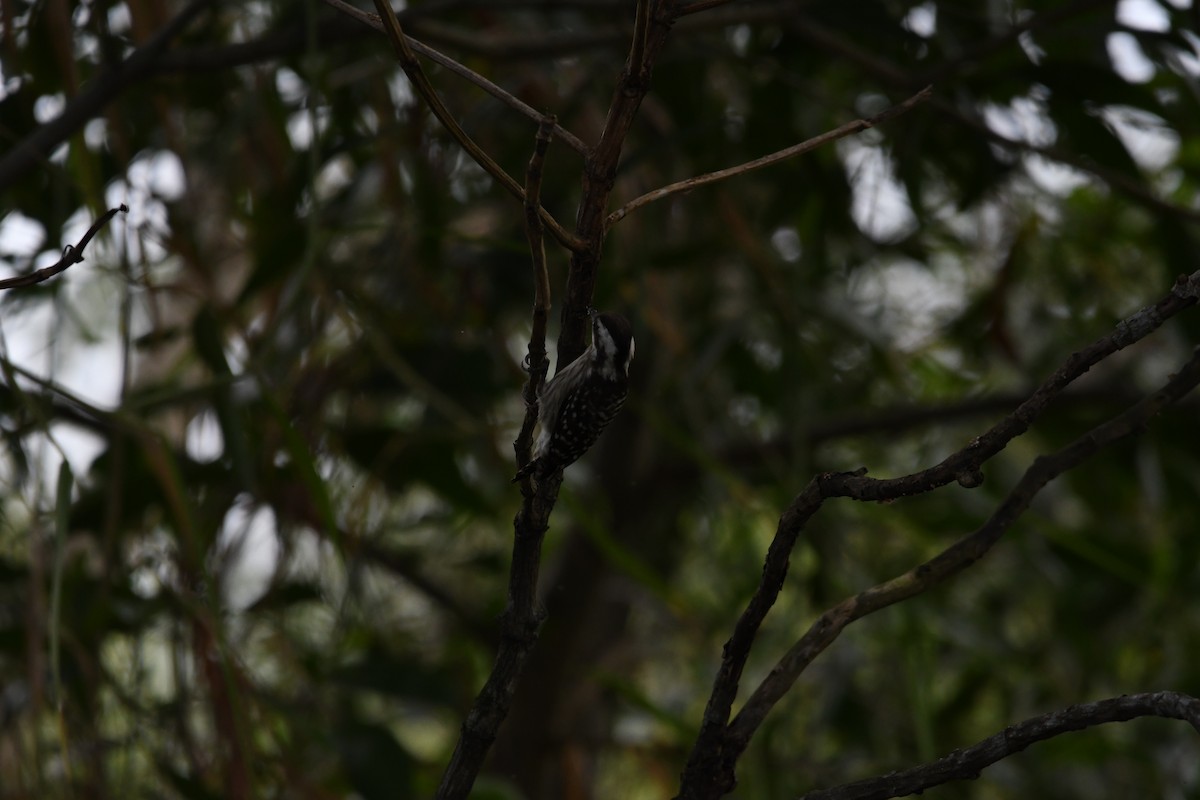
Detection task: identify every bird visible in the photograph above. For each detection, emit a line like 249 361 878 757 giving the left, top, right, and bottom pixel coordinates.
514 310 635 482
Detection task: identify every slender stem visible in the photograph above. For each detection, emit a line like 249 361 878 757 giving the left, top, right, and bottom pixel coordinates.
606 86 932 229
0 205 128 290
514 117 558 476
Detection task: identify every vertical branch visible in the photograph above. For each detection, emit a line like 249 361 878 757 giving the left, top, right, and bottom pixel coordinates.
557 0 680 364
441 3 688 794
514 116 558 476
436 119 564 800
629 0 652 78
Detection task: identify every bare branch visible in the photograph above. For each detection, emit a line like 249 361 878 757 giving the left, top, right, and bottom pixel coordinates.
323 0 589 154
0 205 128 290
629 0 653 77
439 3 689 792
514 117 558 478
377 4 802 62
435 116 563 800
368 0 583 252
556 0 679 366
606 86 932 229
824 269 1200 501
800 692 1200 800
675 269 1200 799
735 343 1200 742
435 466 565 799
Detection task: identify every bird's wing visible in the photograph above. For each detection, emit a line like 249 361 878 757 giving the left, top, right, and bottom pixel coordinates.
533 352 589 456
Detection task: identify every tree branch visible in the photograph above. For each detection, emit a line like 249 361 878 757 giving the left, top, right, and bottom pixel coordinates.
0 0 212 192
629 0 653 77
556 0 680 366
323 0 589 155
0 205 128 290
514 116 558 477
2 0 802 198
369 0 583 252
436 2 695 790
675 268 1200 799
434 468 564 799
799 692 1200 800
733 342 1200 745
434 117 563 800
605 86 932 229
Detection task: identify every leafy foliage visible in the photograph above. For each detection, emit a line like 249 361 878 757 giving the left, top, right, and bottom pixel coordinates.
1 1 1199 798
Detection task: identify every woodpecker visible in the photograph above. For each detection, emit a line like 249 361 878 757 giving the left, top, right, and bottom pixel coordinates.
514 310 635 481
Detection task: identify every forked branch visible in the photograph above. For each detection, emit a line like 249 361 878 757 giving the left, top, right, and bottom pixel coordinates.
677 269 1200 799
734 341 1200 746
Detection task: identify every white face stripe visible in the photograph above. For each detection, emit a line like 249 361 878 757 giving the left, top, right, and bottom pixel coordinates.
625 337 635 371
594 318 617 359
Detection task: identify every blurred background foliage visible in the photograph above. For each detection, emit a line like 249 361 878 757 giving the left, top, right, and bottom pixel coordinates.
1 0 1200 798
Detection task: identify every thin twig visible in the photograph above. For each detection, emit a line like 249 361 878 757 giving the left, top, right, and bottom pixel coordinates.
323 0 589 154
369 0 583 252
606 86 933 229
799 691 1200 800
514 116 558 478
0 205 128 290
